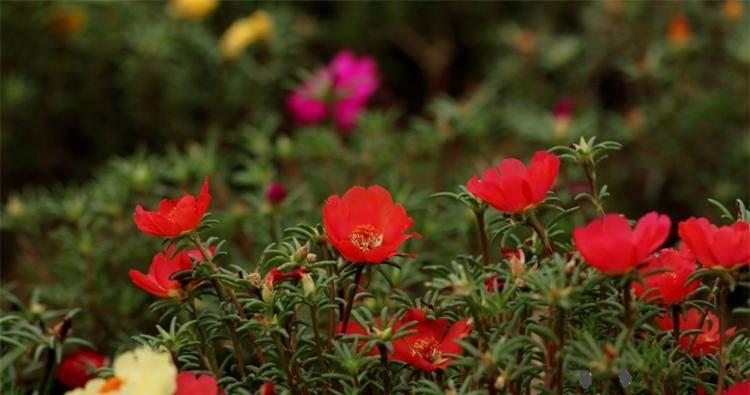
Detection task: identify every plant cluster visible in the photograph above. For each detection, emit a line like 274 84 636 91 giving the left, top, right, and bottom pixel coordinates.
1 2 749 395
3 136 749 395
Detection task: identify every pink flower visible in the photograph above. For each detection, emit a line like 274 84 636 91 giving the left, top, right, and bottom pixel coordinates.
286 50 380 132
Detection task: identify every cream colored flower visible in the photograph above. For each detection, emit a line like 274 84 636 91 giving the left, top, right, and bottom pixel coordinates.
65 347 176 395
169 0 219 21
219 10 274 60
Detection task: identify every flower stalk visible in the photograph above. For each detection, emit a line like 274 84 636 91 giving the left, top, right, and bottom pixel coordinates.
526 210 554 256
340 264 364 333
474 208 490 265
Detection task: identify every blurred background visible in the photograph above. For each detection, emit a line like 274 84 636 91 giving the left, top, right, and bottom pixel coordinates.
1 0 748 353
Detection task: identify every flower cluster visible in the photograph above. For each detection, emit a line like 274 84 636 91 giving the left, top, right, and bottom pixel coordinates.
49 141 749 394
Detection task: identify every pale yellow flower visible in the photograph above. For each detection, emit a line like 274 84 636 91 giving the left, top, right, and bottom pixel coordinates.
169 0 219 21
65 348 176 395
219 10 274 60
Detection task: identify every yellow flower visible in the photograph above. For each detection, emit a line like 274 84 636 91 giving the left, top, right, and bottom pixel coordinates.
169 0 219 21
65 348 176 395
219 10 274 60
723 0 743 21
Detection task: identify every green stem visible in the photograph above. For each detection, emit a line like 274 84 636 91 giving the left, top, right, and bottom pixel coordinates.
527 210 554 256
340 264 364 333
717 281 728 394
623 275 633 339
310 304 327 373
555 307 565 395
191 233 266 365
474 208 490 265
190 300 221 379
378 343 391 395
583 161 605 216
38 346 56 395
671 304 681 347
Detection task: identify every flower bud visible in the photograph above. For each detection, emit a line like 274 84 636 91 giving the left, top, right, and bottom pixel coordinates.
494 374 506 390
246 272 261 288
292 245 309 263
301 273 315 297
266 182 288 206
306 253 317 263
261 283 273 303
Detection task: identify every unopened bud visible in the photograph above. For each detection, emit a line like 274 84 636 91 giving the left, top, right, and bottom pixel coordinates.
510 250 526 278
292 245 309 263
378 327 393 342
306 253 317 263
51 317 73 341
261 283 273 303
494 374 506 390
301 273 315 296
246 272 261 288
564 259 576 273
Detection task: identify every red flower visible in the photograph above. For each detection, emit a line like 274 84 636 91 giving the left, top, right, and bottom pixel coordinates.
133 178 211 237
175 372 222 395
631 246 699 304
264 267 309 286
56 349 107 389
266 182 288 205
260 382 276 395
391 308 473 372
323 185 418 263
725 380 750 395
678 217 750 270
655 308 736 356
467 151 560 213
484 274 505 293
573 212 671 275
129 246 203 298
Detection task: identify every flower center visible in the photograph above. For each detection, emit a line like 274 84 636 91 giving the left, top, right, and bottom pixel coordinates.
99 376 124 393
410 336 444 363
349 224 383 252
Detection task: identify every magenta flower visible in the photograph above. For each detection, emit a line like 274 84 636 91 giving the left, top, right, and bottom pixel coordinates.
286 50 380 133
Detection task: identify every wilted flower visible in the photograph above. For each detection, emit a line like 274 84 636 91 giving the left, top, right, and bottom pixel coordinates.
168 0 218 20
174 372 222 395
64 348 177 395
655 309 736 357
631 246 699 304
484 274 505 293
129 246 204 298
219 11 273 60
264 267 309 287
323 185 418 263
667 15 691 47
57 349 108 389
574 212 671 275
678 217 750 270
286 50 380 132
467 151 560 214
391 308 472 372
266 181 288 205
133 178 211 238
